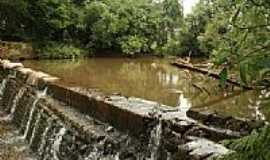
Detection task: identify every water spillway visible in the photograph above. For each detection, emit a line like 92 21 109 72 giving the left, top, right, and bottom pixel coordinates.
0 59 265 160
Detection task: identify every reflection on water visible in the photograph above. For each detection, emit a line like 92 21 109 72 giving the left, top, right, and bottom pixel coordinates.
23 58 270 120
194 89 270 121
176 91 192 117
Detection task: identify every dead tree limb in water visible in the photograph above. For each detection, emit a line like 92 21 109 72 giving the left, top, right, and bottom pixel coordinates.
171 61 254 90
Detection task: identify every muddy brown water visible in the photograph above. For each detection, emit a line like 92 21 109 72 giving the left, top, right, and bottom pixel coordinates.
23 58 270 120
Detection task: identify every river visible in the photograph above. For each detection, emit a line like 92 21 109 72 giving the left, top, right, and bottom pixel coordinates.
23 58 270 120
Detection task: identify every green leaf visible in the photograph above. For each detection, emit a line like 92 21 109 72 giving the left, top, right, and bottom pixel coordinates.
240 62 248 85
219 68 228 88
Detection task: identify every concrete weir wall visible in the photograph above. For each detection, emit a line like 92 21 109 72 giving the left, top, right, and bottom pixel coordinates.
0 60 264 160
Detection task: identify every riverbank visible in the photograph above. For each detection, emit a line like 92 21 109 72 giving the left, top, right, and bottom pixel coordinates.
0 41 35 60
0 40 170 60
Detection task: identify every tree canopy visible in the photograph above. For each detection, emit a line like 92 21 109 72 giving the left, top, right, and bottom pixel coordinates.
0 0 184 57
197 0 270 86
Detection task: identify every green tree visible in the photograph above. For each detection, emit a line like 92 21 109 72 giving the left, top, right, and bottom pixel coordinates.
0 0 186 57
198 0 270 86
83 0 167 55
0 0 29 40
162 0 184 39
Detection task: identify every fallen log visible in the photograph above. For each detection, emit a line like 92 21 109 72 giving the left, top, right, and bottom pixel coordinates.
171 61 254 90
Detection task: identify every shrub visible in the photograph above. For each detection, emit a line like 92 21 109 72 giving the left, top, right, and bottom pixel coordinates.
33 42 88 59
120 36 148 56
220 126 270 160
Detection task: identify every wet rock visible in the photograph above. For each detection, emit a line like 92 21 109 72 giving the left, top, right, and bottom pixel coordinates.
187 110 265 136
26 71 51 86
182 136 231 159
16 68 34 82
119 151 136 160
3 62 23 69
106 126 114 133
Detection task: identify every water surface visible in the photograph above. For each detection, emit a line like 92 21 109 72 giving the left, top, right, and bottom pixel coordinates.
23 58 270 120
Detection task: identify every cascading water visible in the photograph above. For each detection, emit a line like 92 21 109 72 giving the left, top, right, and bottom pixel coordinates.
29 111 42 146
22 98 40 139
0 87 26 121
177 92 191 117
114 152 120 160
22 87 48 139
84 137 109 160
83 137 122 160
7 70 17 79
38 118 53 156
0 71 18 99
166 152 172 160
148 117 162 160
41 126 67 160
9 88 26 118
52 127 66 160
0 78 7 97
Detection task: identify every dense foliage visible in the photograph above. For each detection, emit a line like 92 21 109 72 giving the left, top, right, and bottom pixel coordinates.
165 0 213 57
197 0 270 86
191 1 270 159
221 126 270 160
0 0 29 40
0 0 184 57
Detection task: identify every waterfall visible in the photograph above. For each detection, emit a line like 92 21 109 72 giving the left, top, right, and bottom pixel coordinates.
12 71 17 78
52 127 67 160
0 87 26 121
177 92 191 117
0 78 7 97
22 87 48 139
166 152 172 160
0 71 18 100
114 152 120 160
38 119 53 156
22 98 39 139
41 127 67 160
39 87 48 98
148 120 162 160
29 111 42 146
9 88 25 118
7 70 17 79
84 138 108 160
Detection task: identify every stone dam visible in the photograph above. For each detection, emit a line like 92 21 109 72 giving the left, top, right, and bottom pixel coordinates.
0 59 266 160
